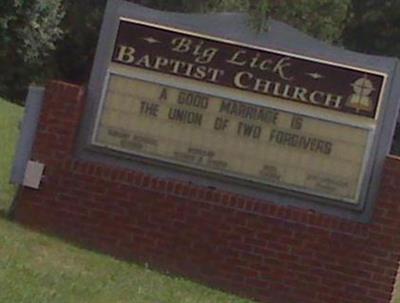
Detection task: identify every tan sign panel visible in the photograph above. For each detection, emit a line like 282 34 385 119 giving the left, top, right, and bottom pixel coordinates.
93 74 371 203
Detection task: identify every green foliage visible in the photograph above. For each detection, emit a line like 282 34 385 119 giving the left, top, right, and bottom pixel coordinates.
249 0 351 42
54 0 249 82
340 0 400 155
0 98 22 212
0 0 356 92
0 0 64 102
51 0 107 83
133 0 249 13
138 0 350 42
343 0 400 57
54 0 350 83
1 0 397 103
135 0 351 42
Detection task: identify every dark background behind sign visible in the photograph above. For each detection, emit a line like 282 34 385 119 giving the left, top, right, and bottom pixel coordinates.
112 20 385 118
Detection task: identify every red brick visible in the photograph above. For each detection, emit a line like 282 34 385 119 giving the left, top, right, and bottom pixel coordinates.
14 82 400 303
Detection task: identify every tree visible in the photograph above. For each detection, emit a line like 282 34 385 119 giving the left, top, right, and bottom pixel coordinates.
51 0 107 83
251 0 351 43
51 0 350 85
340 0 400 154
0 0 64 102
134 0 351 42
343 0 400 57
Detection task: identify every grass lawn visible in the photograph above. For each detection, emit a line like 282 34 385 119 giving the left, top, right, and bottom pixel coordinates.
0 98 22 212
2 96 398 303
0 97 255 303
0 218 254 303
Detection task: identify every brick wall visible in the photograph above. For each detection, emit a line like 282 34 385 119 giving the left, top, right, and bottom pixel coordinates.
14 81 400 303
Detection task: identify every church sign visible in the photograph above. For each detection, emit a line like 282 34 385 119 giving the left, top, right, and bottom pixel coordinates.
112 20 385 119
82 0 399 221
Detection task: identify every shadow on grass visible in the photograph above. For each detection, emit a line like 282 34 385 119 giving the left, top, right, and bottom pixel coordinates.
0 208 7 219
2 186 21 221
